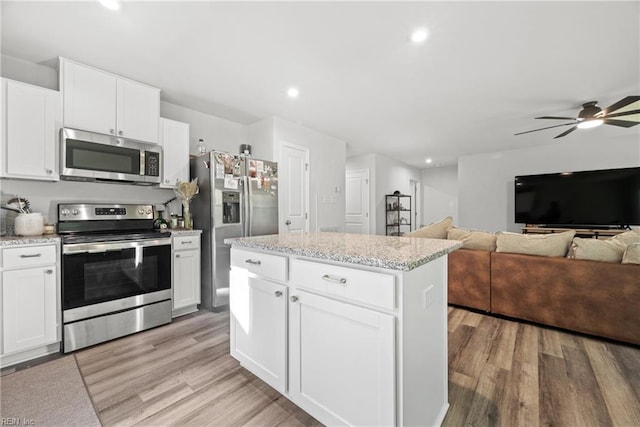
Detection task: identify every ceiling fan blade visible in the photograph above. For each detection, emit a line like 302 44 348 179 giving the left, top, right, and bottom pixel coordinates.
597 95 640 117
554 126 578 139
602 108 640 119
603 119 640 128
514 122 577 136
535 116 578 120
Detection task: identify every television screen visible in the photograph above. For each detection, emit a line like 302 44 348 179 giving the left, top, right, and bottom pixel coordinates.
515 167 640 227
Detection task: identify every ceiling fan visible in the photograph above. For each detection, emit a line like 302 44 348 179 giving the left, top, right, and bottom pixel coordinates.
515 95 640 139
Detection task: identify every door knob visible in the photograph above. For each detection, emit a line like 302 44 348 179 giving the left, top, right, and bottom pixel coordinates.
285 220 291 225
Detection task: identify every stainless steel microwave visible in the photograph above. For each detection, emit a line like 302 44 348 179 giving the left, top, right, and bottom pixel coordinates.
61 128 162 185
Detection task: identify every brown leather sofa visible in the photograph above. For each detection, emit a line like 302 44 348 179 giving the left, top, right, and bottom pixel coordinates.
448 248 640 345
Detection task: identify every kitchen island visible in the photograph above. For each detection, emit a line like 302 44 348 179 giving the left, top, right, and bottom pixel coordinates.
225 232 461 427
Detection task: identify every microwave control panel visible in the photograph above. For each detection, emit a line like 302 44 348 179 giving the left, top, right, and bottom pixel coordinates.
145 151 160 177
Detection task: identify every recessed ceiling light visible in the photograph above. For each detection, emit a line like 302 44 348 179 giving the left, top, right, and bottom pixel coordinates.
411 28 428 44
287 87 299 98
98 0 120 11
425 158 432 164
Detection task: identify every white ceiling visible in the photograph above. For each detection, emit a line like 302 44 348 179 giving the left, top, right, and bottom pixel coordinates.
2 1 639 168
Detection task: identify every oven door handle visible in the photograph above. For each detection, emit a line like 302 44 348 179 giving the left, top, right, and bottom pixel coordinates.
63 238 171 255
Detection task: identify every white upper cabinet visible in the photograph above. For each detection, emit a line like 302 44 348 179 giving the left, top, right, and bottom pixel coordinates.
159 118 190 188
60 58 160 143
1 78 61 181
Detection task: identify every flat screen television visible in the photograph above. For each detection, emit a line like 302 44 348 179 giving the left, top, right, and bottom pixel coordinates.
514 166 640 228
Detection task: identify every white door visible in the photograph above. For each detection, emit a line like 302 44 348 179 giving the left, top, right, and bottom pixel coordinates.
279 142 309 234
410 179 421 231
345 169 370 234
172 248 200 311
2 267 57 354
289 290 395 426
230 270 287 393
2 79 60 180
116 78 160 143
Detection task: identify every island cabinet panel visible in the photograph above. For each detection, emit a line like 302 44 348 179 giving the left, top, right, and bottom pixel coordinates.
288 289 395 426
229 259 288 393
290 258 395 310
230 248 287 283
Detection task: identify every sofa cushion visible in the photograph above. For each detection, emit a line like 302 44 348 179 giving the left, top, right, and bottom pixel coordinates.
568 237 627 263
447 227 497 251
610 228 640 246
496 230 575 257
405 216 453 239
622 243 640 265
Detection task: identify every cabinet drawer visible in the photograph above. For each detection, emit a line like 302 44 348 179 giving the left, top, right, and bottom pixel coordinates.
290 259 395 310
230 248 287 283
2 244 57 269
173 235 200 251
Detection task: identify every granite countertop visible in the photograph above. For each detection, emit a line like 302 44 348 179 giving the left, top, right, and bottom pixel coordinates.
0 234 61 246
225 232 462 271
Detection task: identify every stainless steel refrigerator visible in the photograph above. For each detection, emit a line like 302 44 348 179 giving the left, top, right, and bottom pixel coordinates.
190 151 278 309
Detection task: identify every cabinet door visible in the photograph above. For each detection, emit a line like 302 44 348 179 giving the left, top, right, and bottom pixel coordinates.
62 60 117 135
2 79 60 180
159 118 190 188
173 248 201 310
2 266 57 354
116 79 160 143
230 269 287 393
289 290 395 426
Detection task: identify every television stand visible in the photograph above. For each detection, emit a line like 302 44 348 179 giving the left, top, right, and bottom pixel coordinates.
522 225 627 240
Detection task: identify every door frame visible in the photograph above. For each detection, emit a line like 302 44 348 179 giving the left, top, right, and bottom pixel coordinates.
278 140 310 233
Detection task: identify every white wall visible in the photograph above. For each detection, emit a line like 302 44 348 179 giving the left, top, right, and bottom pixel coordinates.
420 165 458 227
1 54 57 90
160 102 248 156
458 136 640 232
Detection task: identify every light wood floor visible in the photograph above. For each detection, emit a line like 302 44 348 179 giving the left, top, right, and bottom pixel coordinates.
71 307 640 426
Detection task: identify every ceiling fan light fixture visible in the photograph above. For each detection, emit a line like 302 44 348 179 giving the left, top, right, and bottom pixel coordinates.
577 119 604 129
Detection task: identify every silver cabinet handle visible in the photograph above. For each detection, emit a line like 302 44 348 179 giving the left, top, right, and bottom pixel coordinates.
20 253 42 258
181 241 192 245
175 254 180 258
275 291 283 297
322 274 347 284
290 296 298 303
245 259 261 265
110 129 115 134
118 130 123 136
285 220 291 225
46 169 52 174
45 269 53 274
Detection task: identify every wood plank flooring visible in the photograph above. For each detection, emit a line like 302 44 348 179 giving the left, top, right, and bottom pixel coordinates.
70 307 640 426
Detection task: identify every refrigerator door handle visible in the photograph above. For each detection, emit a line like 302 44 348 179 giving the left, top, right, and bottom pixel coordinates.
242 176 250 237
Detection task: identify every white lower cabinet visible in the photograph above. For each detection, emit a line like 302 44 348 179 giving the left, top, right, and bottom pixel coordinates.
1 243 61 367
230 270 287 393
172 234 201 317
289 289 395 426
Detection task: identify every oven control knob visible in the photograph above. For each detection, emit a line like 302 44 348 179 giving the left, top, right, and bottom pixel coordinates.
145 208 152 215
138 208 144 215
61 208 70 216
72 209 79 216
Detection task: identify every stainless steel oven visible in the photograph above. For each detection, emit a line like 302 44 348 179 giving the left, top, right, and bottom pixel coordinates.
59 203 172 353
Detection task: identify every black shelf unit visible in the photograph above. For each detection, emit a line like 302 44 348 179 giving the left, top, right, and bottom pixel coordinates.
385 194 412 236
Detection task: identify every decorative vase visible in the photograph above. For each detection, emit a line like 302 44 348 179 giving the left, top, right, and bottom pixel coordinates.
182 200 193 230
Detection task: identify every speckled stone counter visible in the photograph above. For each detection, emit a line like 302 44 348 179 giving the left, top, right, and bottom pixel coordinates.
225 232 461 271
169 229 202 236
0 234 61 246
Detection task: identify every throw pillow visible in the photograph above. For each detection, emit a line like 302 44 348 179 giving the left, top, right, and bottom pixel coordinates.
622 243 640 265
568 237 627 263
405 216 453 239
447 227 497 251
610 229 640 246
496 230 576 257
